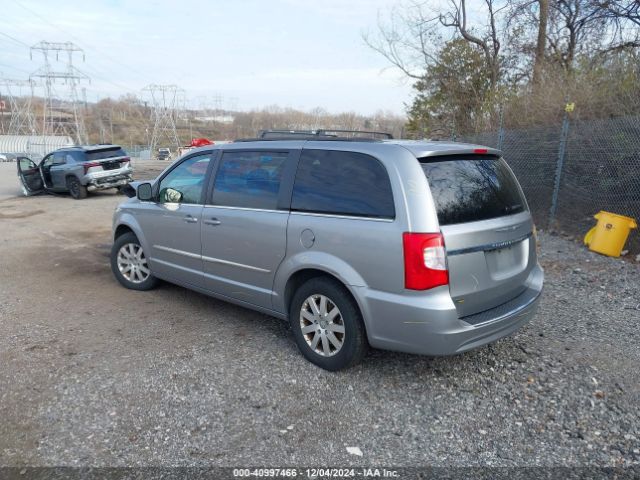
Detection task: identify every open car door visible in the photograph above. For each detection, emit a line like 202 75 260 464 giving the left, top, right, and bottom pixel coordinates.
17 157 44 196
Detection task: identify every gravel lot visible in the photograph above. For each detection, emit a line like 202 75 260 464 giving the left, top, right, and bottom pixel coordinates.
0 162 639 468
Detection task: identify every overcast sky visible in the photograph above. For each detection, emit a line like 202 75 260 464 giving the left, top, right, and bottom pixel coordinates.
0 0 415 115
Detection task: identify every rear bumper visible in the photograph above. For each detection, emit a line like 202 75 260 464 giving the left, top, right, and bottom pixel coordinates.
84 167 133 191
355 263 543 356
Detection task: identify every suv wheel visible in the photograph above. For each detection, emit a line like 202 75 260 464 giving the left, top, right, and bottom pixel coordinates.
289 277 368 371
110 232 158 291
67 177 87 200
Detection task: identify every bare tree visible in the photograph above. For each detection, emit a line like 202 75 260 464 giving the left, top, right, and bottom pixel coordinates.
364 1 519 89
363 3 443 80
438 0 507 87
546 0 640 70
533 0 549 86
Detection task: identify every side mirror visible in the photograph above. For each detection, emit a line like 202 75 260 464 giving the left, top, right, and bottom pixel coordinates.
137 183 153 201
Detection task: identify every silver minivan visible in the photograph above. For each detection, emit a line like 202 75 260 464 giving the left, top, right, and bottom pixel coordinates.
111 132 543 371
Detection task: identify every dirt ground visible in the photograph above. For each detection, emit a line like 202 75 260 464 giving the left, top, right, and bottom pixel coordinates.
1 161 639 469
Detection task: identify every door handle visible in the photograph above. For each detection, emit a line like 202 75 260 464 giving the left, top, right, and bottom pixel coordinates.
203 217 221 226
184 215 198 223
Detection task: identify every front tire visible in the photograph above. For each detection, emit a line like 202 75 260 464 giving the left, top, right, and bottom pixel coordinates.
289 277 368 371
67 176 87 199
110 232 158 291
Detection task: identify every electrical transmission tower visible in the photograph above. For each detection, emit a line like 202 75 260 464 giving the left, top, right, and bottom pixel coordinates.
212 94 223 113
143 84 183 154
30 41 90 144
0 78 38 135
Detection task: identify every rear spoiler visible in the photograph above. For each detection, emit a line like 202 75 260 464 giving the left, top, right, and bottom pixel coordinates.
417 147 502 158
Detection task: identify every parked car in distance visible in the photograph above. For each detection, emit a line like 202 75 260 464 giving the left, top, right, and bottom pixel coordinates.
17 144 133 199
157 148 171 160
2 152 41 163
110 130 543 371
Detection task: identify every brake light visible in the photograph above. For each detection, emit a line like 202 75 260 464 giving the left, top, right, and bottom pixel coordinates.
83 161 100 174
473 148 488 154
403 232 448 290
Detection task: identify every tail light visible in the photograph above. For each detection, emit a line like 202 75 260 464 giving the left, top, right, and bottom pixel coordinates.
83 162 100 174
403 232 448 290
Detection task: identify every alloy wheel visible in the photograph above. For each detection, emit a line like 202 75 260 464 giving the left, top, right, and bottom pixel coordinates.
299 294 345 357
69 181 79 198
117 243 150 284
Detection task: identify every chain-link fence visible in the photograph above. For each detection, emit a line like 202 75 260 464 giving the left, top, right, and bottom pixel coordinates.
458 111 640 255
123 145 151 159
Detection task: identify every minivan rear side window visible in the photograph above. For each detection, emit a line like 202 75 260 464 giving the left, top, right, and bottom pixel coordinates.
420 155 526 225
292 150 395 219
211 151 288 210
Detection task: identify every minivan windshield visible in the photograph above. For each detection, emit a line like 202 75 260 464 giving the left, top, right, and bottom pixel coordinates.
420 155 527 225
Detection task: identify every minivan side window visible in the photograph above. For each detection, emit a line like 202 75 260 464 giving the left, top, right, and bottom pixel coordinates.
291 150 395 219
158 154 211 204
211 151 288 210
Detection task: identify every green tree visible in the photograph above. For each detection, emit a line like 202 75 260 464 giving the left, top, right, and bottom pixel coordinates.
407 39 492 138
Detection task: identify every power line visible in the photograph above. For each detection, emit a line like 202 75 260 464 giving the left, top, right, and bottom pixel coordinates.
0 30 31 48
0 62 31 75
11 0 154 85
1 28 140 97
80 63 140 95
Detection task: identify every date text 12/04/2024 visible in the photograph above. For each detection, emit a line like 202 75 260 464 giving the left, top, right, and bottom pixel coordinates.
232 468 400 478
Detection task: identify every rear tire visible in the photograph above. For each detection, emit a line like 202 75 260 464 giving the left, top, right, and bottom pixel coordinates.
67 176 87 200
110 232 158 291
289 277 368 371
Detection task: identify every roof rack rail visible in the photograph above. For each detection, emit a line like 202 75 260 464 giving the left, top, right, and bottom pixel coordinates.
256 129 394 140
317 129 393 139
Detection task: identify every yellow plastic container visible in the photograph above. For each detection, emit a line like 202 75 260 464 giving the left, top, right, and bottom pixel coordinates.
583 211 637 257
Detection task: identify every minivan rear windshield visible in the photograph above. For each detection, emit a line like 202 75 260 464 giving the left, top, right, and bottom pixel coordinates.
86 147 127 161
420 155 526 226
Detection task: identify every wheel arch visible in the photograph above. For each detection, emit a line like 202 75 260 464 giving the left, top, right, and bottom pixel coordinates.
112 214 150 254
65 173 81 182
282 268 363 324
114 224 135 241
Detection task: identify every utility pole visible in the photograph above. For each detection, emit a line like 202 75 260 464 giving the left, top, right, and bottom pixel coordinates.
142 84 183 155
30 41 90 145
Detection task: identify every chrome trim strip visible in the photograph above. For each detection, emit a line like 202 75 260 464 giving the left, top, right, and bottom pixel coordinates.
202 255 271 273
154 245 270 273
153 245 201 259
493 225 520 232
290 211 394 222
150 258 205 277
203 205 287 214
447 232 532 256
142 202 204 207
203 205 395 222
